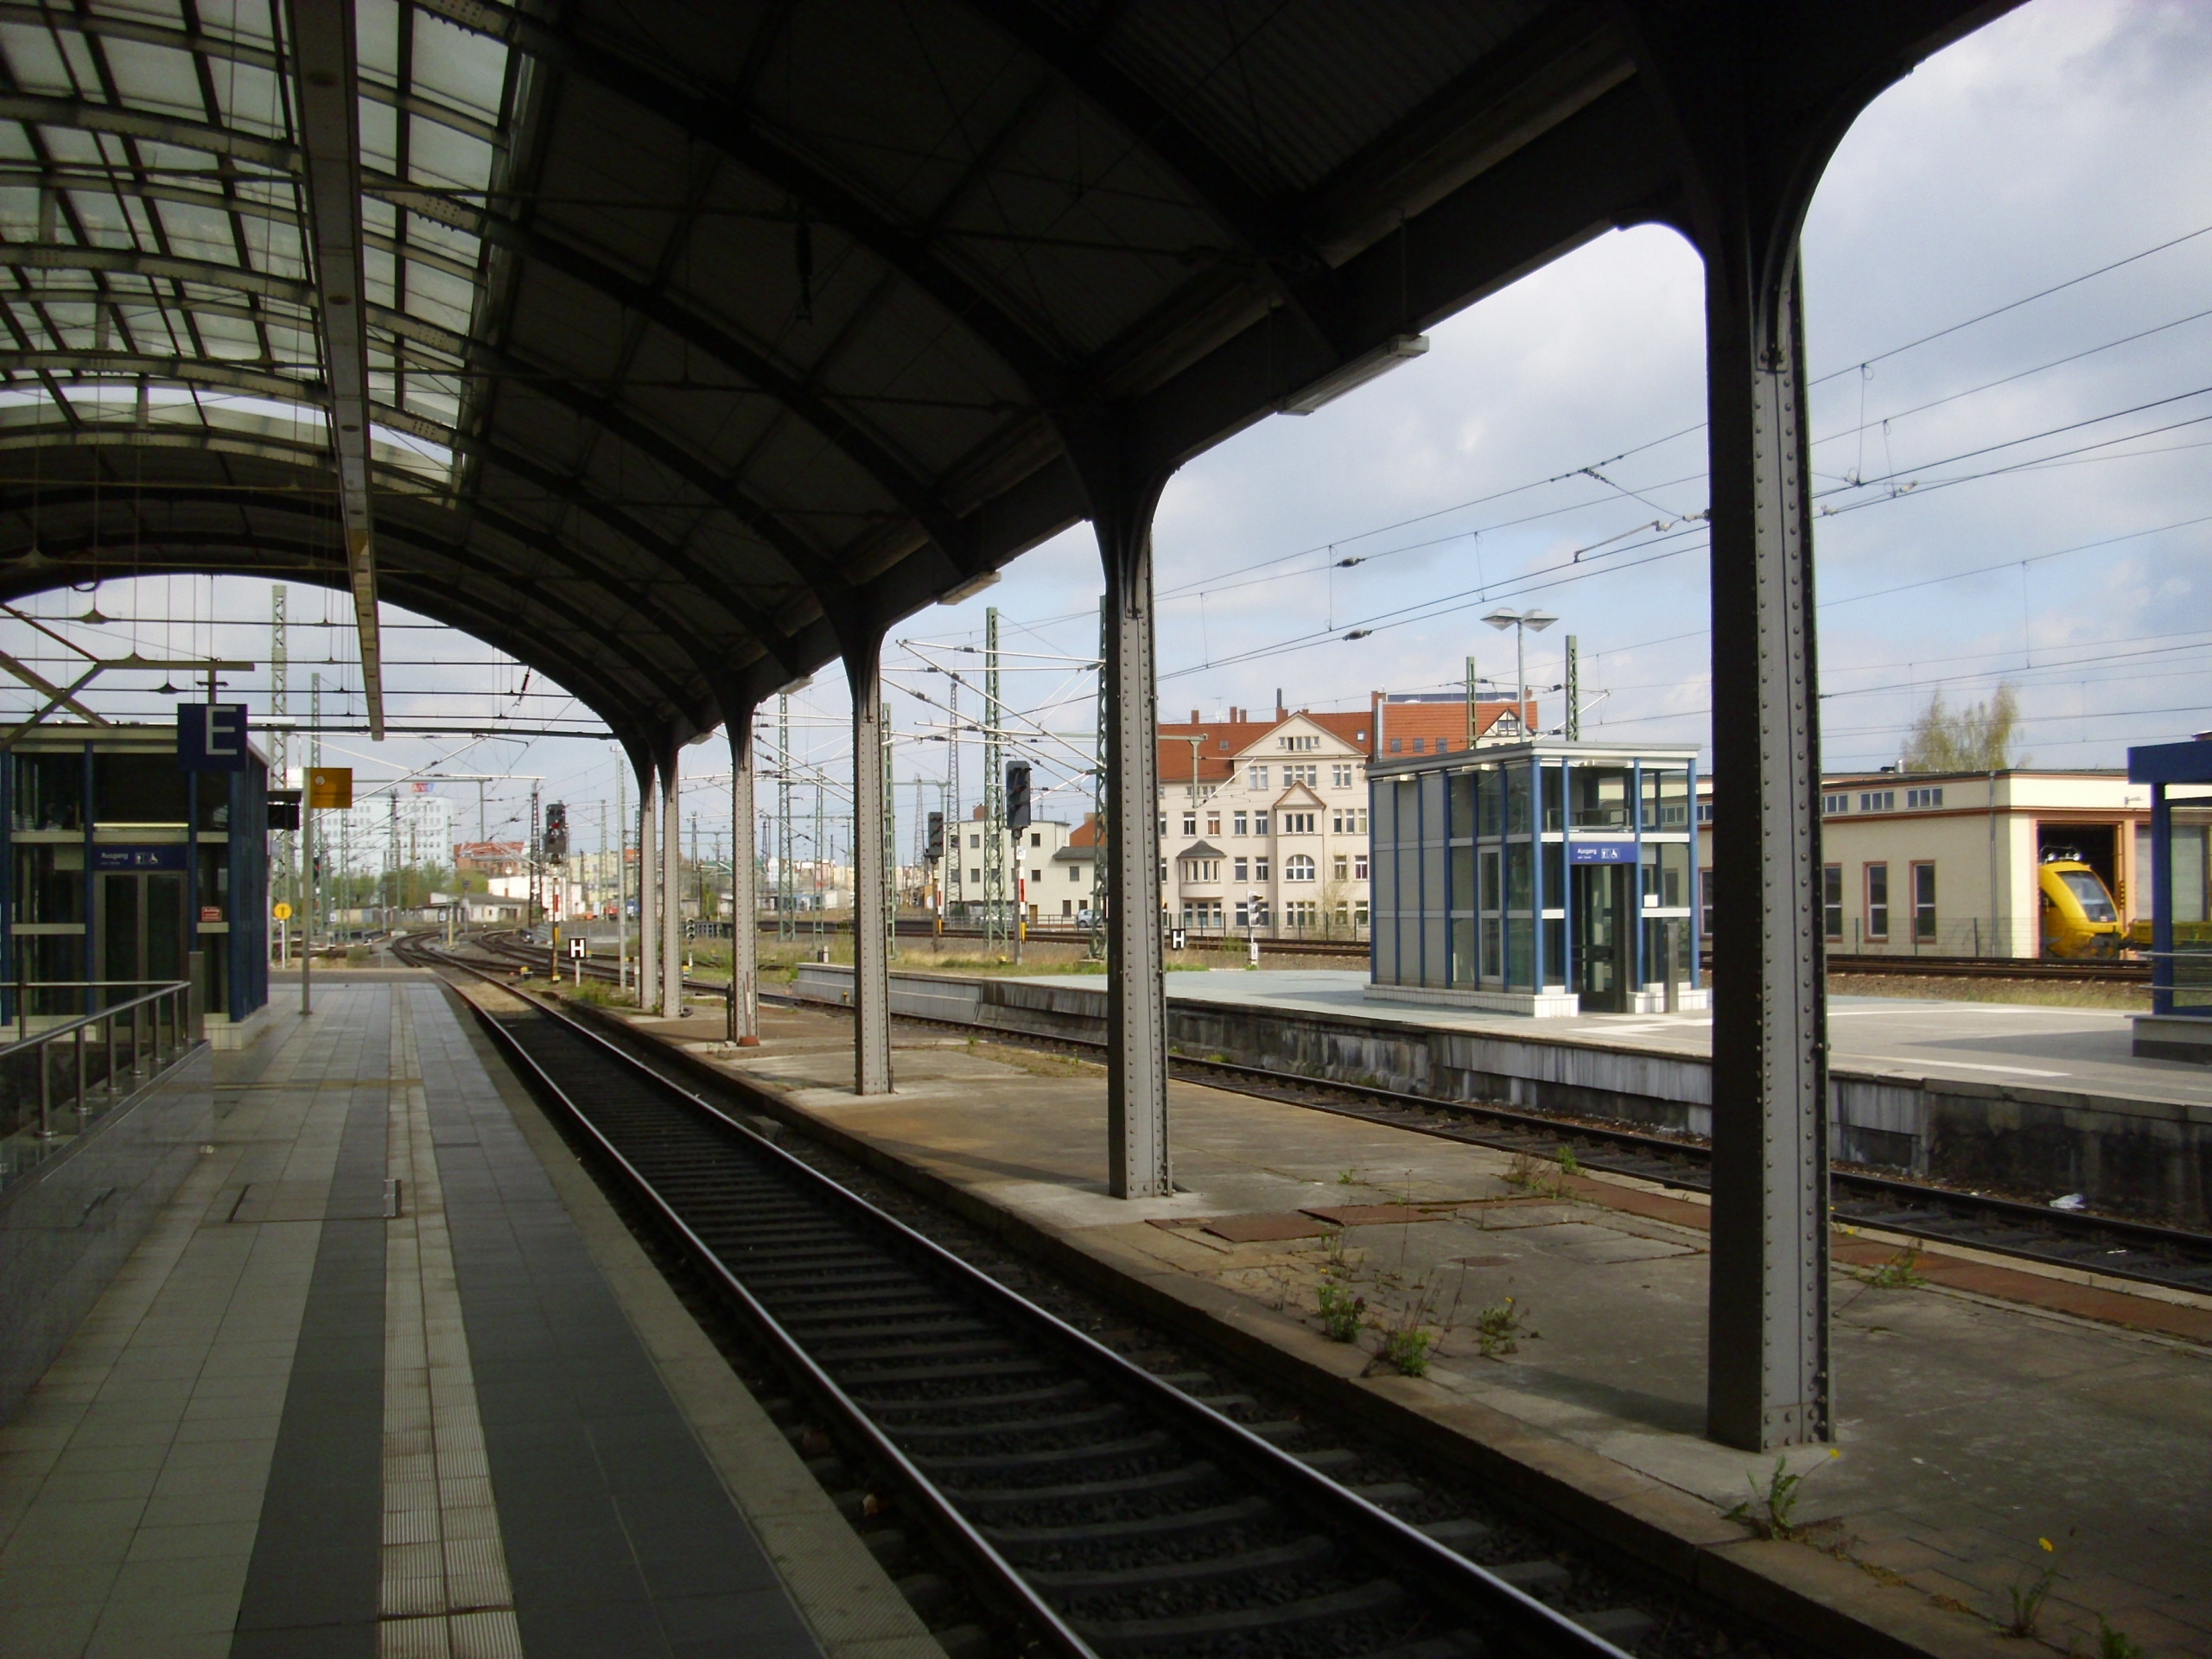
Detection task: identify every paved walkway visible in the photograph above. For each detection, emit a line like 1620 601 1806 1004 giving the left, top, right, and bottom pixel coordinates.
0 981 934 1658
1019 969 2209 1105
664 995 2212 1659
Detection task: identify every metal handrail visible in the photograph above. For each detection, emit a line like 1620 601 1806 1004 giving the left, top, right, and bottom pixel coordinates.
0 981 194 1179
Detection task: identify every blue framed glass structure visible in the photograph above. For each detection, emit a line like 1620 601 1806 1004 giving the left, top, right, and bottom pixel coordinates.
1368 741 1705 1017
3 725 269 1033
2128 739 2212 1059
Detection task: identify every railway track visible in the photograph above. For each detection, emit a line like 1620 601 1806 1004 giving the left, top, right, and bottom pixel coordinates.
444 929 2212 1297
403 938 1662 1659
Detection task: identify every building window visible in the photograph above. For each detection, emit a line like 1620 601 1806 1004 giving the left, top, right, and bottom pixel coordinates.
1253 812 1269 836
1182 813 1197 836
1206 814 1221 836
1249 766 1268 790
1063 899 1073 916
969 868 981 884
1389 738 1402 753
1233 812 1248 836
969 833 981 849
1235 901 1249 928
1233 857 1249 881
1822 865 1842 940
1071 864 1083 880
1333 855 1349 881
1700 868 1714 938
1866 862 1889 939
1859 790 1895 812
1286 855 1316 882
1822 792 1848 815
1355 900 1370 927
1030 831 1042 847
1411 737 1427 753
1906 787 1943 809
1912 861 1936 942
1281 811 1315 834
1696 801 1713 824
1332 765 1355 787
1255 857 1270 880
1354 854 1369 880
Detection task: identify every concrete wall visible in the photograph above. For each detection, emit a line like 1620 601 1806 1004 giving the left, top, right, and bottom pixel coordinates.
789 964 2210 1223
0 1045 211 1422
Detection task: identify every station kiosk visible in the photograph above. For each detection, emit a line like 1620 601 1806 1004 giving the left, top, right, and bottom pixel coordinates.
1367 741 1705 1017
4 722 270 1041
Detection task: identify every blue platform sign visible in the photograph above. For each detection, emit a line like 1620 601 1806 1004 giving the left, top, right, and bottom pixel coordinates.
1569 842 1636 864
178 704 251 772
95 844 188 872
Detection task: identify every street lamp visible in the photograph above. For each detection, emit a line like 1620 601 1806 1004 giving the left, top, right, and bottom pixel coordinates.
1482 607 1557 735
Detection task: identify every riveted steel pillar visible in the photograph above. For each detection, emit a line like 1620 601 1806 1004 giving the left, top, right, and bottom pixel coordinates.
1706 247 1829 1451
639 763 659 1012
661 758 682 1018
730 716 760 1043
1097 478 1171 1197
849 642 893 1095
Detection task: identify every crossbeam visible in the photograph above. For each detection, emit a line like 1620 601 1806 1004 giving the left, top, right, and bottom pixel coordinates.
284 0 385 738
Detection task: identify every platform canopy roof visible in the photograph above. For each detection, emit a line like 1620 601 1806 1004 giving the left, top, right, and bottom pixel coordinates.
0 0 2008 757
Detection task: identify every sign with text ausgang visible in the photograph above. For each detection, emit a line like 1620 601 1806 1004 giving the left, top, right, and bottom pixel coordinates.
1568 842 1636 864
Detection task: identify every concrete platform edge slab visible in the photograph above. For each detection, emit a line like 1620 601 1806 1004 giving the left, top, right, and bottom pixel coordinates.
439 982 947 1659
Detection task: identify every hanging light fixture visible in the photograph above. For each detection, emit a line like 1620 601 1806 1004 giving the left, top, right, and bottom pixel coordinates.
156 679 179 696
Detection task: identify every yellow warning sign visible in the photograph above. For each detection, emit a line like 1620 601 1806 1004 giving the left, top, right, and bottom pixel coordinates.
307 767 353 810
272 902 293 921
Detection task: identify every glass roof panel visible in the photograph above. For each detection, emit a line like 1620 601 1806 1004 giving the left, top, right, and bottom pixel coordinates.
1 0 522 478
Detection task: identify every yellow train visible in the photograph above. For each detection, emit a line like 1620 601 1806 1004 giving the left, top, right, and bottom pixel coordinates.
2038 852 2124 958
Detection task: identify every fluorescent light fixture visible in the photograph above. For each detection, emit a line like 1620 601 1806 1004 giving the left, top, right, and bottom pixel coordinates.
937 570 1003 605
1280 334 1428 415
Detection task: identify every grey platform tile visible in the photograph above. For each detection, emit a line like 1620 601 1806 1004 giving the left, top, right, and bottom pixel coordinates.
227 994 390 1659
413 985 823 1658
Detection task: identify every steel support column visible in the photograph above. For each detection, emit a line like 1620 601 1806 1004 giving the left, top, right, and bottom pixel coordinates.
1704 247 1829 1451
730 715 760 1043
661 758 683 1018
849 641 893 1095
1096 472 1172 1197
639 764 659 1012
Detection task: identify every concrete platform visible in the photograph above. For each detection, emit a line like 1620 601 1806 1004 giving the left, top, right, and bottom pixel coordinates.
637 993 2212 1659
790 964 2212 1222
0 979 940 1659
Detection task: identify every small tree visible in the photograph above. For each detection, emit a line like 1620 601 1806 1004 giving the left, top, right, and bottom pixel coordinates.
1901 683 2022 772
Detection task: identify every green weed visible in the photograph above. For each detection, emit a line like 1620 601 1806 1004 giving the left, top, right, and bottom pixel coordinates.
1475 1298 1535 1358
1859 1246 1926 1290
1316 1281 1366 1343
2096 1616 2145 1658
1380 1325 1434 1376
1725 1449 1839 1541
1556 1146 1582 1179
2005 1535 2065 1638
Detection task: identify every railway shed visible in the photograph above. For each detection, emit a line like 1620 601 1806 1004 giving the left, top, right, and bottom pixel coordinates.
0 0 2037 1459
13 3 2193 1655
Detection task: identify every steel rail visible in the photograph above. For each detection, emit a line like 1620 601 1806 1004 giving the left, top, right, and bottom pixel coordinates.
415 939 1637 1658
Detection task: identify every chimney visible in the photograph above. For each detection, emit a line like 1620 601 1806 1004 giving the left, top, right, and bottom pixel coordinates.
1190 709 1200 725
1275 688 1286 719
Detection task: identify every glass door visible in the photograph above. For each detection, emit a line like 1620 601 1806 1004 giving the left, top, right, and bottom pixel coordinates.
1572 862 1630 1012
98 872 188 1007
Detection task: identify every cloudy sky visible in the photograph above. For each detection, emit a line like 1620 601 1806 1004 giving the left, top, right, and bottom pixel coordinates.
5 0 2208 866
